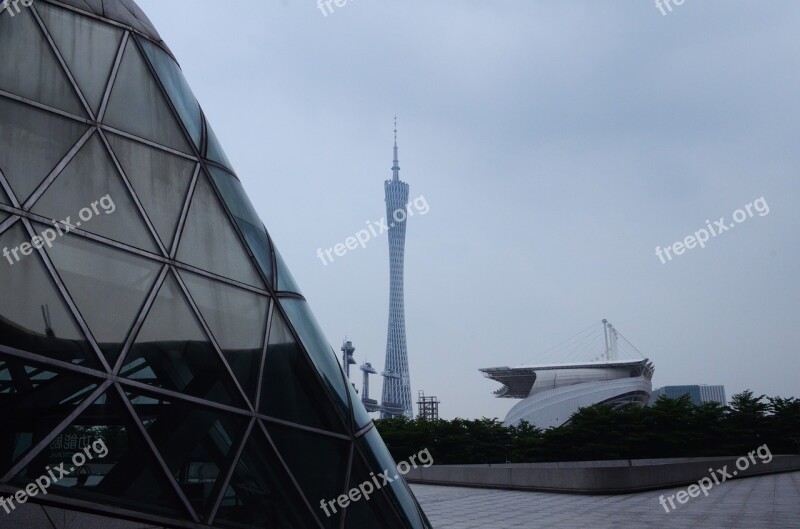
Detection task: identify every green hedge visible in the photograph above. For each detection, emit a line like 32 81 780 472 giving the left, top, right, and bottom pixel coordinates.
375 391 800 464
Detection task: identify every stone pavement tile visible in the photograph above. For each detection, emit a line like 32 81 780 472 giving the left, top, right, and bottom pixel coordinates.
411 470 800 529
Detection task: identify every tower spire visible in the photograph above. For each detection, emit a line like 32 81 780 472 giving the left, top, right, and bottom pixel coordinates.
392 115 400 181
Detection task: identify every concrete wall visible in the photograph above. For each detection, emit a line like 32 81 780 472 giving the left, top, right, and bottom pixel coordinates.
405 455 800 494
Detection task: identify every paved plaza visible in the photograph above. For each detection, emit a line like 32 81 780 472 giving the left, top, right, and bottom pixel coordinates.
412 471 800 529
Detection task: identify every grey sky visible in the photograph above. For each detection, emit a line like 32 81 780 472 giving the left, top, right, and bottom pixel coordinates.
137 0 800 420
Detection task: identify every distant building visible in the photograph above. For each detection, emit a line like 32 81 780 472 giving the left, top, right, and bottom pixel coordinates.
649 385 727 406
481 320 655 429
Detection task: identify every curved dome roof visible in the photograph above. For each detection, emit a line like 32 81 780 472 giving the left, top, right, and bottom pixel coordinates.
49 0 163 44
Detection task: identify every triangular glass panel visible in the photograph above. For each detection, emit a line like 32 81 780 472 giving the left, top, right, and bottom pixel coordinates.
13 387 187 518
208 167 273 285
103 38 192 154
213 425 320 528
125 389 249 521
0 355 101 478
343 453 409 529
138 37 202 148
67 0 104 14
346 372 375 430
36 2 124 115
260 311 347 433
356 428 426 529
31 134 160 253
178 270 268 403
0 97 88 204
41 227 161 365
279 299 352 426
0 205 10 225
0 8 85 116
274 244 302 294
120 273 245 407
264 423 350 529
176 174 263 288
0 223 100 367
0 184 10 206
103 0 153 37
205 120 233 170
42 505 145 529
4 502 54 527
105 132 196 250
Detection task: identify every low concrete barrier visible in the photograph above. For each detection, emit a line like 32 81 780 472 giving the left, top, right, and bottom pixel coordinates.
405 455 800 494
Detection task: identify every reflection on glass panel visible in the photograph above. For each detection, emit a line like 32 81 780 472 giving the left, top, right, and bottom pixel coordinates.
103 39 191 153
138 37 202 148
0 355 101 478
176 175 264 288
343 453 407 529
207 167 273 285
105 132 196 250
36 2 123 114
179 270 267 402
0 8 85 116
346 374 374 430
0 97 88 204
101 0 151 36
205 169 258 227
205 121 233 170
265 424 349 529
237 222 274 288
357 428 425 529
126 390 249 520
0 185 10 205
213 426 319 529
260 312 346 433
274 246 302 294
13 387 186 517
42 227 161 365
416 497 435 529
120 273 244 407
278 299 351 427
31 134 159 253
0 224 99 367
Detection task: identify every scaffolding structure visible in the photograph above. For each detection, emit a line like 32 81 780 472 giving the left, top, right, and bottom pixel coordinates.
416 390 440 420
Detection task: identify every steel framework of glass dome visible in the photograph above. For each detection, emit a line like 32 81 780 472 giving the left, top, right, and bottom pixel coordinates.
0 2 431 528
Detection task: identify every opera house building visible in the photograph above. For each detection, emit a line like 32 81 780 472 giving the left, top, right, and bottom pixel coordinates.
481 322 654 429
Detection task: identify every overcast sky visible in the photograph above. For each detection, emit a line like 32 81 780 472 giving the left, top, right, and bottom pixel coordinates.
137 0 800 420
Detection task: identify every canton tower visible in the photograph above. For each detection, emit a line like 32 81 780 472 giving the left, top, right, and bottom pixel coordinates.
380 119 413 418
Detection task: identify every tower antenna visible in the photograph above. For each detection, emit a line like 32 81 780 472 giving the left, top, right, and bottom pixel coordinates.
392 116 400 181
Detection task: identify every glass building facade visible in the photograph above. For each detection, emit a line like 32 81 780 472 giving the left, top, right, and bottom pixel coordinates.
649 385 727 407
0 1 431 528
